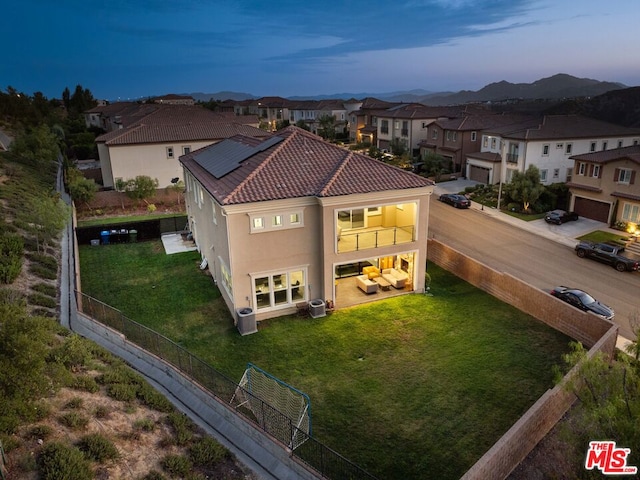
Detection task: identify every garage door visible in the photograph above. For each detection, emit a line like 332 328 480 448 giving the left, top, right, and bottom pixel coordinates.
573 197 610 223
469 165 490 183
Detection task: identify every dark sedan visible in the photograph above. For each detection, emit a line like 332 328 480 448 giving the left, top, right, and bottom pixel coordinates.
439 193 470 209
544 209 578 225
549 286 614 320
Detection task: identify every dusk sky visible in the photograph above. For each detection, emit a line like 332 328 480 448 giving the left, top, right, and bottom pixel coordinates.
4 0 640 101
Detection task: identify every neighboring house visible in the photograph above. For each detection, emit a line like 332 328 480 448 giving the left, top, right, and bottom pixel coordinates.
567 145 640 224
472 115 640 186
179 126 434 323
422 112 533 177
233 96 293 130
153 94 195 105
348 97 400 145
288 99 349 136
376 104 464 157
85 102 158 132
96 105 270 188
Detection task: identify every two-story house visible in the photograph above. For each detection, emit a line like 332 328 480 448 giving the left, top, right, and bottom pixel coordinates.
376 104 463 157
96 104 270 189
348 97 400 145
288 99 349 136
567 145 640 224
179 126 434 324
471 115 640 186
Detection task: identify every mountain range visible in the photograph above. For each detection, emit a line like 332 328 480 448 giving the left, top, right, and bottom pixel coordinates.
186 74 628 106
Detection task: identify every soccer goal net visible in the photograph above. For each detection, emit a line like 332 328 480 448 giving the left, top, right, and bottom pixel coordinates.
230 363 311 450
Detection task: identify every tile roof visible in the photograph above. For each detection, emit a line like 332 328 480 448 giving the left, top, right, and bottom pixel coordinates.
570 144 640 165
96 105 269 145
436 113 536 131
181 126 433 205
378 103 464 119
493 115 640 140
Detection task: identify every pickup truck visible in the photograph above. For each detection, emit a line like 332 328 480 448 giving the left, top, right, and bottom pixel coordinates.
575 241 640 272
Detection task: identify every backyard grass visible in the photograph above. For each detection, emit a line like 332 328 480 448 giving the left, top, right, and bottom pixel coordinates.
79 241 572 479
77 212 186 228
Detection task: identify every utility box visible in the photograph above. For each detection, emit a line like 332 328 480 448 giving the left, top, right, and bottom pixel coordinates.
236 308 257 335
309 299 326 318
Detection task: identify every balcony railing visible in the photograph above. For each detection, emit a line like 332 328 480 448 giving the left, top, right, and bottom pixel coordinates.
401 129 409 137
506 153 519 163
337 225 415 253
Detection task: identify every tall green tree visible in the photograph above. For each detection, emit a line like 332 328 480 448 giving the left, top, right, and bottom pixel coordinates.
504 165 545 212
21 194 69 253
9 124 60 168
318 114 337 140
124 175 159 205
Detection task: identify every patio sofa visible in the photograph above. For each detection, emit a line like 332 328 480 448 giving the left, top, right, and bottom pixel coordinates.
356 274 378 294
381 268 409 289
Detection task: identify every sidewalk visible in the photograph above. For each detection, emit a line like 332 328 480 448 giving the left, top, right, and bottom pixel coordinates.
433 178 635 350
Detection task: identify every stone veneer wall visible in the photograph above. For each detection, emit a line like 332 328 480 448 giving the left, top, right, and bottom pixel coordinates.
427 239 619 479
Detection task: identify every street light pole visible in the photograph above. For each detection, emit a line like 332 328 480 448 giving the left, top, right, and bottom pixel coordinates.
497 180 503 211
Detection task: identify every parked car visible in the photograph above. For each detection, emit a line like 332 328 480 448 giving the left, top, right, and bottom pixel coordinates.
575 241 640 272
438 193 470 209
549 286 614 320
544 209 579 225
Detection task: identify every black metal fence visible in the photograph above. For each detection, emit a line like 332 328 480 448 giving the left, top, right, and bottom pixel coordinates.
76 292 378 480
76 215 188 245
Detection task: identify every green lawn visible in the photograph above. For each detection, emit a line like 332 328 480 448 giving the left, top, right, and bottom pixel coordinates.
79 241 571 479
578 230 630 244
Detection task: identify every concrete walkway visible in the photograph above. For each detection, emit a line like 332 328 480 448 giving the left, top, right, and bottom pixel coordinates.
433 178 635 352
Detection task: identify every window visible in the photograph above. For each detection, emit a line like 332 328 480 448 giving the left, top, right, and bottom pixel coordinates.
471 131 477 142
555 143 563 149
483 136 488 148
272 215 282 227
252 217 264 230
381 120 389 134
622 203 640 223
394 121 400 130
617 168 632 184
211 200 217 225
578 162 586 175
166 147 174 158
254 269 306 310
491 138 497 149
422 121 429 129
618 140 624 148
542 144 549 156
432 129 438 140
540 169 548 182
565 143 572 154
566 168 573 182
590 141 597 152
446 131 451 141
219 259 232 295
452 132 457 141
553 168 560 179
593 165 600 178
290 213 300 224
401 121 408 136
198 187 204 208
366 207 381 216
182 146 191 155
602 141 608 151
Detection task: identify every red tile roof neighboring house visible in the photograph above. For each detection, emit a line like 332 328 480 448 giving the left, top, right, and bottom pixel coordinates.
181 126 433 205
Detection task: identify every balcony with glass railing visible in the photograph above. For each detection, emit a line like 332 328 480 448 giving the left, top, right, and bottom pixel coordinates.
337 225 415 253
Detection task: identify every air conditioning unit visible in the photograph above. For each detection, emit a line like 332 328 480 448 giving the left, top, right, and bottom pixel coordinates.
308 299 326 319
236 308 257 335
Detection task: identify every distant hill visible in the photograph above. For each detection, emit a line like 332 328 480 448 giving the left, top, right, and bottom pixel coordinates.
544 86 640 128
419 74 627 106
184 74 629 106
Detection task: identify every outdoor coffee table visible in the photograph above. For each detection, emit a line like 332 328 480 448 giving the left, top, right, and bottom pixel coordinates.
374 276 391 291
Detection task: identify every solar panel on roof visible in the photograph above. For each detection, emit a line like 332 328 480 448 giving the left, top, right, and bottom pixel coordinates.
193 136 283 179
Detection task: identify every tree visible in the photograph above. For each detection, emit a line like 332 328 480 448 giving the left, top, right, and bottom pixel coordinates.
124 175 159 205
67 174 98 207
556 342 640 467
295 120 310 131
625 310 640 361
318 115 337 140
21 195 69 253
9 124 60 168
504 165 545 212
422 152 451 180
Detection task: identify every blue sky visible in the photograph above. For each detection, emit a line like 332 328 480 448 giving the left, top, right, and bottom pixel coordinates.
4 0 640 101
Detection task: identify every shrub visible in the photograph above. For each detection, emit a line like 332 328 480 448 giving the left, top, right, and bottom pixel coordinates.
133 418 156 432
29 263 57 280
141 470 167 480
137 383 174 413
77 433 119 462
64 397 84 409
106 383 138 402
28 292 57 309
147 203 157 213
26 424 54 440
94 405 110 419
161 454 192 477
166 412 195 446
58 411 89 429
71 375 99 393
188 436 230 467
31 282 57 297
48 334 92 371
27 252 58 270
37 442 92 480
0 233 24 284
